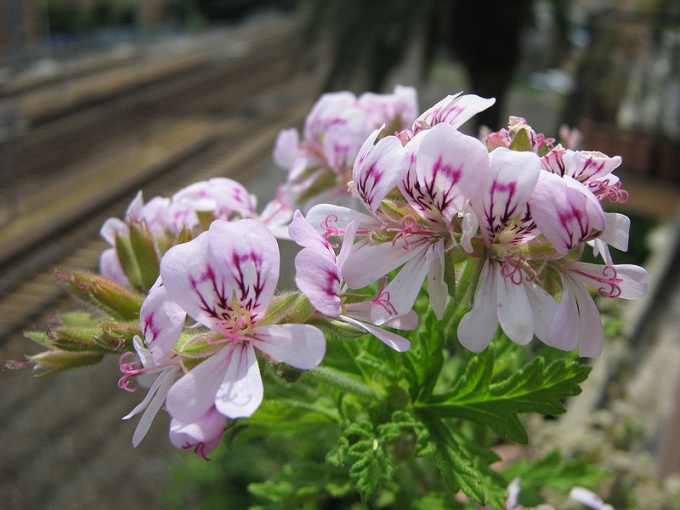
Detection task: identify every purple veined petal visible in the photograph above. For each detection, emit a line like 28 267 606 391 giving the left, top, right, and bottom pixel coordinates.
496 264 534 345
99 247 129 287
540 144 567 176
457 260 499 352
414 93 496 131
127 366 182 447
353 130 411 213
323 123 367 176
169 406 228 456
294 247 342 317
273 128 301 169
358 85 419 129
370 245 430 325
571 280 604 357
563 149 622 183
140 282 187 363
303 91 358 142
525 283 558 345
547 284 580 351
253 323 326 369
289 209 334 255
173 178 257 220
426 240 448 320
530 173 605 257
407 124 489 225
166 347 230 423
208 219 280 321
478 148 541 245
340 314 411 352
160 231 218 329
305 204 379 238
215 342 263 418
342 235 430 289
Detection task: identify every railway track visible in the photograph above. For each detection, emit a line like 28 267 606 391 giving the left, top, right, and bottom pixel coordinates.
0 15 324 509
0 14 324 345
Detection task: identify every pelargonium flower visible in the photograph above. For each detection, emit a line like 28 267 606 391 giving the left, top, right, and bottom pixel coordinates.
160 219 326 425
457 148 557 352
169 405 227 459
273 85 418 211
289 210 415 352
119 281 185 447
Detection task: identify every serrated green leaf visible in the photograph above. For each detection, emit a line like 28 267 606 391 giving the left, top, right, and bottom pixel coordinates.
423 350 591 443
420 411 506 508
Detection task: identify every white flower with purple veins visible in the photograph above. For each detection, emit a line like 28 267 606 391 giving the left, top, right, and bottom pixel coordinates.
540 145 627 203
458 148 558 352
343 123 490 322
120 282 185 447
529 171 647 356
171 177 257 225
289 210 415 352
161 219 326 424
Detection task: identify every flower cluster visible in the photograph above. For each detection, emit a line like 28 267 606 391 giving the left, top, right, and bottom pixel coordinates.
13 86 649 493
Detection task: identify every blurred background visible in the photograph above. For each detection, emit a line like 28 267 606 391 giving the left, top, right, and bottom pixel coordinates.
1 0 680 508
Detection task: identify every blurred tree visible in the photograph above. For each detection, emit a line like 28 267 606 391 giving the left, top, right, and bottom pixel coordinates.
302 0 570 131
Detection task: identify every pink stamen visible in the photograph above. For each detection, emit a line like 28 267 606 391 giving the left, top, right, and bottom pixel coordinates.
387 215 426 250
370 277 398 316
117 351 177 392
321 214 344 248
572 265 623 298
500 255 536 285
591 180 629 204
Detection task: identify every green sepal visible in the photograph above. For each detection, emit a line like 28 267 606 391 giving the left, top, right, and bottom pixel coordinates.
509 128 532 151
114 232 143 291
62 271 144 321
128 221 161 291
44 326 104 352
174 331 223 359
261 292 315 326
28 349 105 377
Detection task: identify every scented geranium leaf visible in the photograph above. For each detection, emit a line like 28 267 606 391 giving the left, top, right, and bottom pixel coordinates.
419 411 506 508
403 305 445 402
424 350 591 443
249 460 353 508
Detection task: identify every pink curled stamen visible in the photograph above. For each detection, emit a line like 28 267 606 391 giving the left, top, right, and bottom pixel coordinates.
591 180 629 204
118 351 143 392
573 265 622 298
387 215 426 250
371 277 398 316
500 256 536 285
321 214 343 248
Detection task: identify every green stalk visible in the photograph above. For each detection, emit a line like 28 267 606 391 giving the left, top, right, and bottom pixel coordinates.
305 366 380 400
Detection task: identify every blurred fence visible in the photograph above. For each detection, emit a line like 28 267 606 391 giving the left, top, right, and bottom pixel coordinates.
565 8 680 184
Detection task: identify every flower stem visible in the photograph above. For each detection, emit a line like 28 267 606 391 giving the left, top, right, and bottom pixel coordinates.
305 366 380 400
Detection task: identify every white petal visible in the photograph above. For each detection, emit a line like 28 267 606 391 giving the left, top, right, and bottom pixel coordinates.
288 209 335 255
166 348 229 423
572 283 604 358
415 93 495 131
140 284 186 363
598 212 630 252
457 260 498 352
547 285 580 351
215 343 264 418
340 315 411 352
305 204 378 236
342 235 429 289
273 128 300 169
496 266 534 345
426 240 448 320
253 324 326 369
369 244 430 324
525 283 558 345
129 367 181 447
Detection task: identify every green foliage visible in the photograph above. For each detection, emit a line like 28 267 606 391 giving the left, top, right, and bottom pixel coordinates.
422 349 591 443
